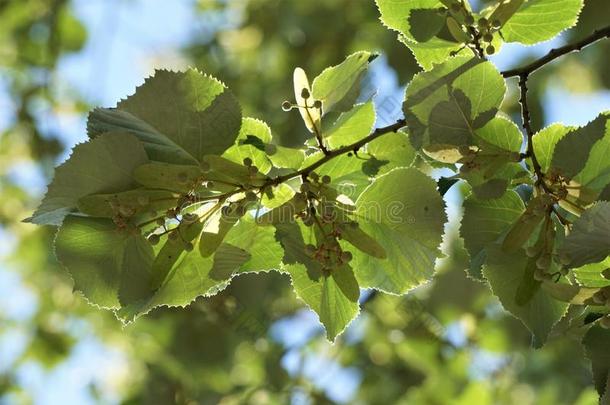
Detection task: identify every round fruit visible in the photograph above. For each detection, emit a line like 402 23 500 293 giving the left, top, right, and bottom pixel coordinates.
148 234 160 245
281 101 293 111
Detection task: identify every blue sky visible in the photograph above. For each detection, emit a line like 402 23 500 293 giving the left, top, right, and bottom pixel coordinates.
1 1 609 404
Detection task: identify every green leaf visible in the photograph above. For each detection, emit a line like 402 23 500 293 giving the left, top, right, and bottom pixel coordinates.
551 112 609 181
573 258 610 288
55 216 154 309
325 102 376 148
151 220 205 290
366 130 417 175
223 117 273 174
286 263 360 341
582 325 610 401
532 123 572 173
483 245 568 348
133 162 204 193
375 0 445 43
475 116 523 153
559 202 610 268
502 0 584 45
502 194 552 253
350 168 446 294
409 7 447 42
404 56 505 151
87 108 198 166
461 190 525 279
209 243 251 280
224 215 284 274
28 132 149 225
116 69 242 163
399 35 465 70
311 51 375 114
274 221 359 341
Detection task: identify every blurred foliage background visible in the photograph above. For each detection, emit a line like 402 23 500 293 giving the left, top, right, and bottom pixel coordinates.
0 0 609 404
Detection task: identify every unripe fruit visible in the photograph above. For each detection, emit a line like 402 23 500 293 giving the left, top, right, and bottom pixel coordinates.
281 101 293 111
592 291 606 305
148 234 160 245
313 100 322 109
249 166 259 175
478 17 489 27
184 242 194 252
301 88 310 99
264 144 277 155
243 157 253 166
156 218 166 226
465 15 474 25
168 231 178 241
492 19 501 29
341 251 353 262
525 246 539 257
483 33 493 42
246 191 257 201
322 175 331 184
536 254 551 270
305 244 317 256
486 45 495 55
450 3 461 12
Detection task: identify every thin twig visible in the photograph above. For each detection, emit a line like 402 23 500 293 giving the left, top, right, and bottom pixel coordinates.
517 73 550 193
501 25 610 78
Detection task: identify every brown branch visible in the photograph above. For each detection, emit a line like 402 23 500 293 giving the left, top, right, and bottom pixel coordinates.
501 25 610 78
270 118 407 185
517 73 550 193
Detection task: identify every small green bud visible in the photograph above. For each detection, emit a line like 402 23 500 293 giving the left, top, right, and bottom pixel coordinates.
305 244 317 256
313 100 322 109
309 172 319 181
206 181 215 189
483 33 493 42
592 291 606 305
486 45 495 55
243 157 253 166
536 254 551 270
264 143 277 155
478 17 489 27
282 100 293 111
182 213 198 223
321 175 331 184
340 251 353 262
148 234 160 245
246 191 257 201
525 246 539 257
301 88 310 99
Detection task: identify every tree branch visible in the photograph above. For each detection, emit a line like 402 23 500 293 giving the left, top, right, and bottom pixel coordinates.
501 25 610 78
270 118 407 185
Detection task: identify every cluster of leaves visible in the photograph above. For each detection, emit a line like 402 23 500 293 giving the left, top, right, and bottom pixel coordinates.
29 0 610 400
28 51 437 342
